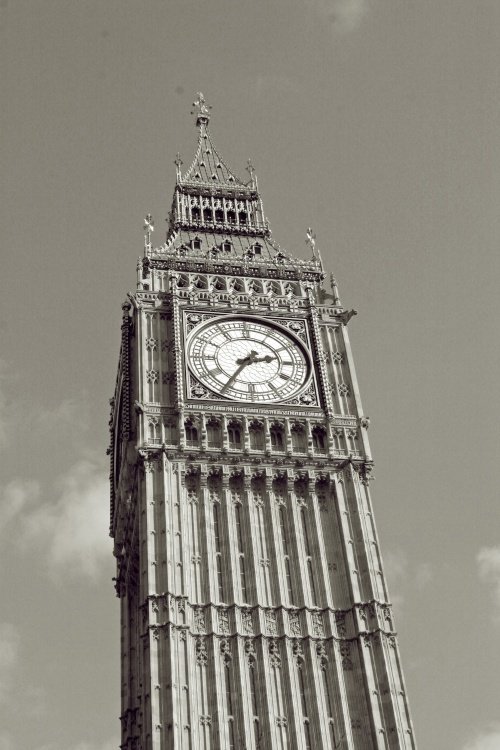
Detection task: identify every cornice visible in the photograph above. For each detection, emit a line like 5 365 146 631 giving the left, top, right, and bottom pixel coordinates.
139 595 396 642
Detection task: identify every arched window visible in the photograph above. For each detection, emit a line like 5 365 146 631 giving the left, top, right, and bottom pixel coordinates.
215 208 224 223
227 421 242 448
206 418 221 448
211 276 225 291
185 420 198 445
191 206 201 221
291 423 306 453
312 426 327 454
226 210 236 224
238 211 247 225
230 278 244 293
249 421 264 450
270 424 285 452
164 421 177 445
193 275 207 289
203 208 213 222
248 279 263 294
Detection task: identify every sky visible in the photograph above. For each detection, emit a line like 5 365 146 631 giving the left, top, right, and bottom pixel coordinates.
0 1 499 748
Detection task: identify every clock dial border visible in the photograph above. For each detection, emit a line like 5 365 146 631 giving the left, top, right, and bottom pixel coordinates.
185 314 314 405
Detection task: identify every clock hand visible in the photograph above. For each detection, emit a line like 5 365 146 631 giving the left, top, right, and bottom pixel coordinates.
221 359 252 393
252 355 276 364
222 352 276 393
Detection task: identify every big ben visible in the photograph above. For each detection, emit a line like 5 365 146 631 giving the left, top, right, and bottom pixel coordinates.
109 93 416 749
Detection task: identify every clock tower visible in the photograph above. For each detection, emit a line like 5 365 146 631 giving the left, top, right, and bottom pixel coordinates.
109 94 416 749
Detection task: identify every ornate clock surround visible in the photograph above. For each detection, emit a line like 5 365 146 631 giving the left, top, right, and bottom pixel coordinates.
182 309 321 408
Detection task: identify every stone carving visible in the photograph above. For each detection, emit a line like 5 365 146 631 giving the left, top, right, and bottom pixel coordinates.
151 626 160 641
218 609 230 634
292 640 304 666
199 715 212 726
145 337 157 351
312 612 324 637
194 608 206 633
220 638 232 665
195 637 208 667
187 490 198 504
340 642 353 671
335 612 347 637
269 639 281 668
146 370 159 384
337 382 349 396
332 350 343 364
265 610 277 636
289 612 301 636
245 638 256 666
316 642 329 670
276 716 288 727
242 609 253 635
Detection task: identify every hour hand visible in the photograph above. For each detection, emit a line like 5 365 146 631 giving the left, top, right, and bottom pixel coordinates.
253 355 275 364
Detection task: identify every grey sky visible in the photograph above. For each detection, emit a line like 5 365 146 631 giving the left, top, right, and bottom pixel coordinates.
1 1 499 748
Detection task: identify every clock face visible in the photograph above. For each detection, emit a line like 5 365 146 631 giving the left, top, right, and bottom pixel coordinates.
187 317 310 403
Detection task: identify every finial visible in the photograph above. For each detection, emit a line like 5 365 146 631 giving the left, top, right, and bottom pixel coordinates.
144 213 154 251
330 273 341 305
246 158 257 188
174 152 183 179
191 92 212 127
306 227 317 257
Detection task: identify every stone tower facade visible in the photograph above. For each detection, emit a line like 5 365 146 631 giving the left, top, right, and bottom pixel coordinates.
109 94 416 750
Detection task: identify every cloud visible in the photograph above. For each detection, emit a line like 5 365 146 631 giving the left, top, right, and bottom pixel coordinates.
415 561 433 590
0 623 20 702
463 725 500 750
383 552 434 611
0 479 40 532
1 459 111 582
311 0 371 32
35 397 89 431
477 545 500 618
25 459 111 581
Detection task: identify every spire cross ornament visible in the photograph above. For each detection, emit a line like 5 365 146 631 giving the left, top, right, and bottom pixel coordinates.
144 213 154 249
246 158 255 177
191 92 212 126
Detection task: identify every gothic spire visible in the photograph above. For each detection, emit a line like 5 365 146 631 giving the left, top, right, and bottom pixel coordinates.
180 92 247 188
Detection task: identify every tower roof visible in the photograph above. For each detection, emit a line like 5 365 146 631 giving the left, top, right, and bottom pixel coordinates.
144 93 324 281
180 93 247 188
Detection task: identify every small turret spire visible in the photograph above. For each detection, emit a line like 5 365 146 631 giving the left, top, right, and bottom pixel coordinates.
143 213 154 252
191 92 211 128
306 226 325 274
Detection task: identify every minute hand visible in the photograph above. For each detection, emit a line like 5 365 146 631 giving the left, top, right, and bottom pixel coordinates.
221 360 251 393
